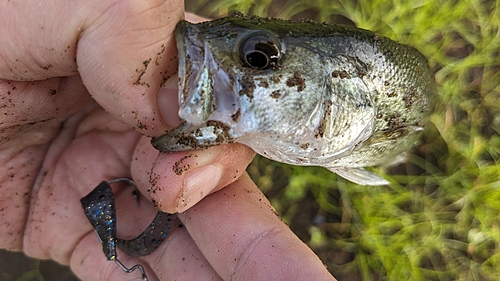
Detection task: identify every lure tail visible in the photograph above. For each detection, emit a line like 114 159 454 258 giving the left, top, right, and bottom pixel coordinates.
81 178 176 281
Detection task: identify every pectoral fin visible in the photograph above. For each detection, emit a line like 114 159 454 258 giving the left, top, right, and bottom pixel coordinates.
328 167 390 186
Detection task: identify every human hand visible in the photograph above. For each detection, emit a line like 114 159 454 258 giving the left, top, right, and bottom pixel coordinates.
0 1 336 280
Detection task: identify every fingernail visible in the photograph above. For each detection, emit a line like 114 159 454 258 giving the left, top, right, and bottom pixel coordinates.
158 76 182 128
175 164 222 213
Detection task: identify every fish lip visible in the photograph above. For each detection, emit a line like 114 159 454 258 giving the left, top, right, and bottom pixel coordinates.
175 20 213 125
175 20 188 102
175 20 241 128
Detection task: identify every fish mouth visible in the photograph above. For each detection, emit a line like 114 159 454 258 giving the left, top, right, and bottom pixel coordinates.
175 20 240 126
175 21 213 125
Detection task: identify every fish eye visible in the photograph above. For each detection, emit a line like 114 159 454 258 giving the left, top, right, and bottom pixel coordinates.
238 31 282 70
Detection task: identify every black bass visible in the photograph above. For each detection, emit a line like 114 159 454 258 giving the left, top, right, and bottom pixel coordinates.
152 12 434 185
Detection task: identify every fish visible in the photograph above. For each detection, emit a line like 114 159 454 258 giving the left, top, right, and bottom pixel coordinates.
152 12 435 185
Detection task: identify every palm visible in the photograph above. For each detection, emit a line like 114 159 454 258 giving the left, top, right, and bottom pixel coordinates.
1 95 231 279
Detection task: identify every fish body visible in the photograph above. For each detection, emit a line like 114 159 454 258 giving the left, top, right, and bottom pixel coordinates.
152 13 434 185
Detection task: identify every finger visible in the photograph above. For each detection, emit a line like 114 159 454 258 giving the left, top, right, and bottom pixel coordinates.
18 105 220 280
140 223 222 281
185 12 209 23
0 76 92 149
69 160 223 280
132 137 256 214
0 0 184 136
0 102 98 251
178 174 337 281
22 107 141 262
0 143 48 250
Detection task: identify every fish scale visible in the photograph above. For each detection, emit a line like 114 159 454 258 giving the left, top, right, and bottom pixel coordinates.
152 12 434 185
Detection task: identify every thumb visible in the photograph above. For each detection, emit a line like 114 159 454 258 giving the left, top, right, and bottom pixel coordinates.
0 0 184 135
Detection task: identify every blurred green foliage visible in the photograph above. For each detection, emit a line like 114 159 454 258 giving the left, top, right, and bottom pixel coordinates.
189 0 500 280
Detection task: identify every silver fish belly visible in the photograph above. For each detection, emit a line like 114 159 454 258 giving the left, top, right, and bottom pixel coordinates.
152 13 435 185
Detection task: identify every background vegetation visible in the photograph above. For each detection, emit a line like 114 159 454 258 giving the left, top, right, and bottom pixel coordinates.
1 0 498 280
187 0 500 280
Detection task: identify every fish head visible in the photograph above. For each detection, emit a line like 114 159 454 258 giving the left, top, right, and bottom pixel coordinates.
153 13 434 185
175 14 376 161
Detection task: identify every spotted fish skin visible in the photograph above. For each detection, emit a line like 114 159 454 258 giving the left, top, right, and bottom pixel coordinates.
152 13 434 185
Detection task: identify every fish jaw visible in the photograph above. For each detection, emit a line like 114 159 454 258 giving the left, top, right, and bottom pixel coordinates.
151 121 237 151
175 21 240 127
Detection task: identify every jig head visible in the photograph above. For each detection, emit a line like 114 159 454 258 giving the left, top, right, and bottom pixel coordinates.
80 178 175 281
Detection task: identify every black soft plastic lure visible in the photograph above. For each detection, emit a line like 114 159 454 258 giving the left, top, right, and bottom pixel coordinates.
152 13 434 186
80 178 175 281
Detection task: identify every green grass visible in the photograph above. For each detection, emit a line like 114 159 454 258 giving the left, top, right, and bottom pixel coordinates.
189 0 500 280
